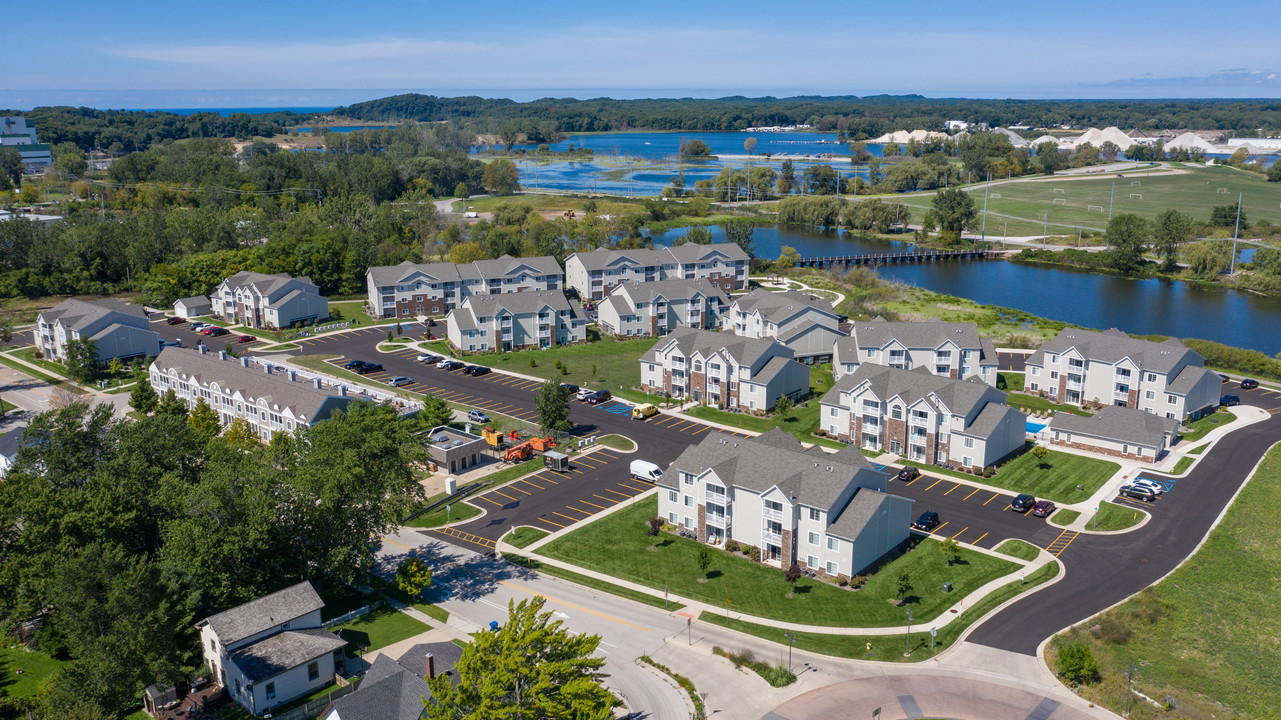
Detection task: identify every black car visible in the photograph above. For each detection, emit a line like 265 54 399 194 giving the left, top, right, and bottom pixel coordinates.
1221 394 1240 407
1240 378 1259 390
342 360 367 371
1010 494 1037 513
463 365 491 376
911 511 940 531
1118 484 1157 502
559 383 580 395
438 360 465 371
356 363 383 374
586 389 612 405
896 467 921 482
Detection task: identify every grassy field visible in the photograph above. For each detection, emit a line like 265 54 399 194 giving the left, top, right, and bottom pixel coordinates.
1178 409 1235 442
875 287 1069 344
1047 445 1281 720
537 497 1016 627
504 553 683 611
703 560 1059 663
1005 392 1094 416
1051 509 1081 526
684 364 841 447
461 335 653 398
335 607 430 652
1170 456 1194 475
403 492 484 528
596 434 636 451
0 641 63 697
504 527 549 548
999 371 1025 392
902 445 1118 504
1088 501 1146 532
995 539 1041 561
448 193 645 217
1188 443 1209 455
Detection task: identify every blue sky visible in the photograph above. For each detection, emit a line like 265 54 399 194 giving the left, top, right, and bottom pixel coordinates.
4 0 1279 109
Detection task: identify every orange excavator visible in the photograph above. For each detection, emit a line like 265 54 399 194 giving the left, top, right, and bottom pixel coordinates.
503 435 559 463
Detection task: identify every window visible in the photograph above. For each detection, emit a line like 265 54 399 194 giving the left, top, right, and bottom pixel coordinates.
809 508 820 521
210 639 217 653
668 490 677 502
827 537 839 551
891 406 903 420
826 561 839 575
1049 354 1058 363
1146 372 1157 382
1167 394 1176 404
684 516 695 529
1122 444 1129 454
307 661 319 681
962 456 972 467
1145 390 1155 400
1050 371 1059 380
682 472 695 485
684 495 693 507
807 555 819 568
829 407 838 417
668 512 678 524
265 682 274 700
964 437 974 449
1030 367 1040 377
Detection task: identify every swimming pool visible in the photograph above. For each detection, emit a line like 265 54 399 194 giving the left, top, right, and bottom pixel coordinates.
1026 420 1047 434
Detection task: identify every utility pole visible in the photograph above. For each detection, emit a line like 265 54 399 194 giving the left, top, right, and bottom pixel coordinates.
904 609 914 657
1229 191 1243 274
784 631 796 673
1043 213 1048 249
1108 181 1116 221
1124 665 1138 716
981 171 990 241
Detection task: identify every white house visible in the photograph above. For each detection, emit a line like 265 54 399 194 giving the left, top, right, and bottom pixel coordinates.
1046 405 1181 460
656 429 914 578
834 318 998 386
564 243 749 300
35 298 160 365
173 296 212 319
820 364 1025 470
597 278 728 337
196 582 347 716
149 347 355 441
445 289 585 352
724 289 844 363
1024 328 1221 421
210 271 328 329
365 255 564 319
0 117 52 169
639 327 808 411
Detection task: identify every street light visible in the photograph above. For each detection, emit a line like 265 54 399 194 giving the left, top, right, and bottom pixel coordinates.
784 631 797 673
1124 664 1139 716
904 609 914 657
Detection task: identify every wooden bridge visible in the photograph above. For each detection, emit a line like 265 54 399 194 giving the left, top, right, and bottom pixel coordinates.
794 249 995 268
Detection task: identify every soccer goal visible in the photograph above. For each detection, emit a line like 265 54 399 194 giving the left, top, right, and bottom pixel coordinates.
1053 188 1066 194
1088 205 1105 212
1053 198 1067 205
991 193 1001 199
1130 194 1143 200
1130 180 1141 187
1217 187 1228 194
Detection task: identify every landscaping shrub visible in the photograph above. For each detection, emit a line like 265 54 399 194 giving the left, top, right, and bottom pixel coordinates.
711 646 797 687
725 540 740 553
1054 639 1100 685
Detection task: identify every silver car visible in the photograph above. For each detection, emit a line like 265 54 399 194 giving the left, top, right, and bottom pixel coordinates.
1129 478 1165 495
388 376 413 387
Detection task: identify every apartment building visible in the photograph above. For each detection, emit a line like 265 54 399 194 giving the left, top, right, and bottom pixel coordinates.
820 364 1025 470
597 278 728 337
35 298 160 364
639 327 808 411
365 255 564 319
1 116 52 169
1046 405 1181 460
725 288 844 363
1024 328 1221 421
656 429 913 578
210 271 328 329
564 243 749 300
446 289 585 352
149 347 355 441
834 318 998 386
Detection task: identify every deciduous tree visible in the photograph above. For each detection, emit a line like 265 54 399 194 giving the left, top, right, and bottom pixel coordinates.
1105 213 1149 274
722 218 756 258
535 380 573 434
483 159 520 196
396 556 433 598
930 188 977 239
1152 208 1193 271
64 338 101 383
419 395 453 429
187 397 221 438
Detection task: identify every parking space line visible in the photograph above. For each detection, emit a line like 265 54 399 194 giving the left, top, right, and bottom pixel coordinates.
564 505 594 515
601 488 631 499
669 420 694 431
593 494 618 505
517 478 546 491
506 485 532 496
538 516 566 528
575 457 601 468
689 425 711 435
950 526 969 539
944 483 961 495
552 511 580 523
963 487 981 501
618 481 649 492
972 532 989 545
491 489 519 502
925 478 944 491
476 495 503 506
580 499 608 511
933 521 950 535
532 473 560 485
983 492 1001 506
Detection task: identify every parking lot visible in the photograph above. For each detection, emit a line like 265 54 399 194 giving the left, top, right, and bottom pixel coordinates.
415 448 653 553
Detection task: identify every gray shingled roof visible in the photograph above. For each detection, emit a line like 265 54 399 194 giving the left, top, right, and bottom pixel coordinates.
367 260 463 286
228 628 346 683
964 402 1022 438
748 355 802 387
730 289 837 324
176 296 211 307
569 243 747 272
1047 405 1180 447
459 289 574 318
610 277 728 305
1027 328 1200 375
395 642 462 682
1166 365 1215 394
640 327 790 368
848 318 986 354
826 490 905 542
471 255 563 278
327 654 429 720
153 348 352 423
367 256 562 287
40 298 147 331
667 429 869 510
665 242 750 264
201 581 324 646
220 270 305 296
822 364 998 420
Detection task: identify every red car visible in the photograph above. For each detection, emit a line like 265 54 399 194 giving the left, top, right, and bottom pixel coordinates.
236 335 255 343
166 316 186 325
1031 500 1057 518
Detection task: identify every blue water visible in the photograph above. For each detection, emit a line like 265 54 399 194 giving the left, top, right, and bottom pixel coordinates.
1026 420 1047 434
291 125 396 133
149 106 335 116
486 131 885 161
520 156 868 197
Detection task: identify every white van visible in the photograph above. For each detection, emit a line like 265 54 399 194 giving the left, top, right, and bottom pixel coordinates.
630 460 663 483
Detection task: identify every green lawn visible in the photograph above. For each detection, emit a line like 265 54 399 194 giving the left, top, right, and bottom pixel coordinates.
999 371 1025 392
703 560 1059 663
1088 501 1146 532
1178 409 1236 443
504 527 549 549
988 445 1119 504
1051 509 1081 526
335 607 430 652
460 336 654 396
1005 392 1094 417
504 553 683 611
404 493 483 528
597 434 636 451
0 641 64 697
995 539 1041 561
537 497 1016 627
1171 456 1194 475
684 365 843 448
1049 445 1281 720
1188 444 1209 456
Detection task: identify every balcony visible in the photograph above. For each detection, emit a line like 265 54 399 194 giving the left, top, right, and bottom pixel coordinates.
500 318 513 327
705 513 729 529
1066 379 1083 391
909 415 930 428
538 329 551 338
761 528 782 544
1113 390 1131 402
762 506 783 522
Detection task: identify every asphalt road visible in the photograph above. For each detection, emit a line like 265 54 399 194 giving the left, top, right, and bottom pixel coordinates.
996 350 1028 372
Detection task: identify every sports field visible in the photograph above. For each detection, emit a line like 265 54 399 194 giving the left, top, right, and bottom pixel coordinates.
901 164 1281 238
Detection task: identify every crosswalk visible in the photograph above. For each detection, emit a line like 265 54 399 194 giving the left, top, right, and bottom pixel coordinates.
1045 529 1079 556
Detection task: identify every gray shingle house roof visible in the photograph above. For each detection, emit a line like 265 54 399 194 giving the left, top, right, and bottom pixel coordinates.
826 490 898 542
228 628 346 683
823 364 996 419
569 243 748 272
326 642 462 720
460 289 575 317
730 289 837 323
176 296 211 307
220 270 313 296
39 298 146 331
367 255 562 286
1047 406 1180 447
845 318 989 354
1166 365 1216 394
610 277 728 305
200 581 324 646
640 327 790 369
1027 327 1200 374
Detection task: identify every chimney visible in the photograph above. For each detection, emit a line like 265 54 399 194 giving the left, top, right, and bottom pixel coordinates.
263 363 272 374
312 377 322 389
288 369 297 382
219 350 227 360
425 653 435 679
198 344 207 355
241 357 250 367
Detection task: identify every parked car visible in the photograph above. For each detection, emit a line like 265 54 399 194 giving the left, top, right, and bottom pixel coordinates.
1218 373 1230 382
1031 500 1056 518
387 376 413 387
236 335 254 343
1240 378 1259 390
167 316 186 326
559 383 579 395
631 403 659 420
630 460 663 483
190 322 208 332
575 387 596 401
356 363 383 374
438 360 464 371
1010 494 1037 513
1220 394 1240 407
586 389 612 405
463 365 490 376
159 339 182 348
426 318 437 327
204 327 229 337
911 511 941 531
416 353 441 364
467 410 490 423
896 467 921 482
1118 484 1157 502
342 360 368 371
1129 478 1165 495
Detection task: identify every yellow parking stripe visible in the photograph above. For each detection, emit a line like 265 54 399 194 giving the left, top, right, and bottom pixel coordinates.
618 481 649 492
944 483 961 495
518 478 546 491
564 505 593 515
575 457 601 468
925 478 944 491
539 516 566 528
601 488 630 499
506 485 532 496
983 492 1001 506
476 495 503 506
491 489 519 502
972 532 989 545
532 473 560 485
552 511 579 523
593 494 618 505
963 487 981 501
932 521 950 535
950 526 969 539
580 499 608 511
689 425 711 435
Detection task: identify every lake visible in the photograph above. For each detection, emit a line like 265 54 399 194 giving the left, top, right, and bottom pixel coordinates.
649 224 1281 355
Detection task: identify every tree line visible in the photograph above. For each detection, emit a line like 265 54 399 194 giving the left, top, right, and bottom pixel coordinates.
12 106 304 152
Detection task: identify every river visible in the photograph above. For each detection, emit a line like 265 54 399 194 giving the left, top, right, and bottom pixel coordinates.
649 224 1281 355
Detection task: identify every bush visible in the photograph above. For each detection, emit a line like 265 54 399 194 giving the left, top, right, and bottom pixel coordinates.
1054 639 1100 685
1096 617 1132 645
725 540 740 553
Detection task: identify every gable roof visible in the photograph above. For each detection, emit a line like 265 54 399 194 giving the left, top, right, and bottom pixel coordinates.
153 348 352 423
640 327 791 368
175 296 211 307
827 489 906 542
1047 405 1180 447
228 628 346 683
200 581 324 646
568 243 747 272
730 289 838 324
39 298 147 331
1026 328 1200 374
847 318 986 353
327 655 430 720
220 271 312 297
366 256 563 287
609 277 728 305
471 255 563 279
822 364 999 420
459 289 575 318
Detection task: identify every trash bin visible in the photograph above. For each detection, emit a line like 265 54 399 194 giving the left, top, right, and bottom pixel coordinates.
943 581 953 593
